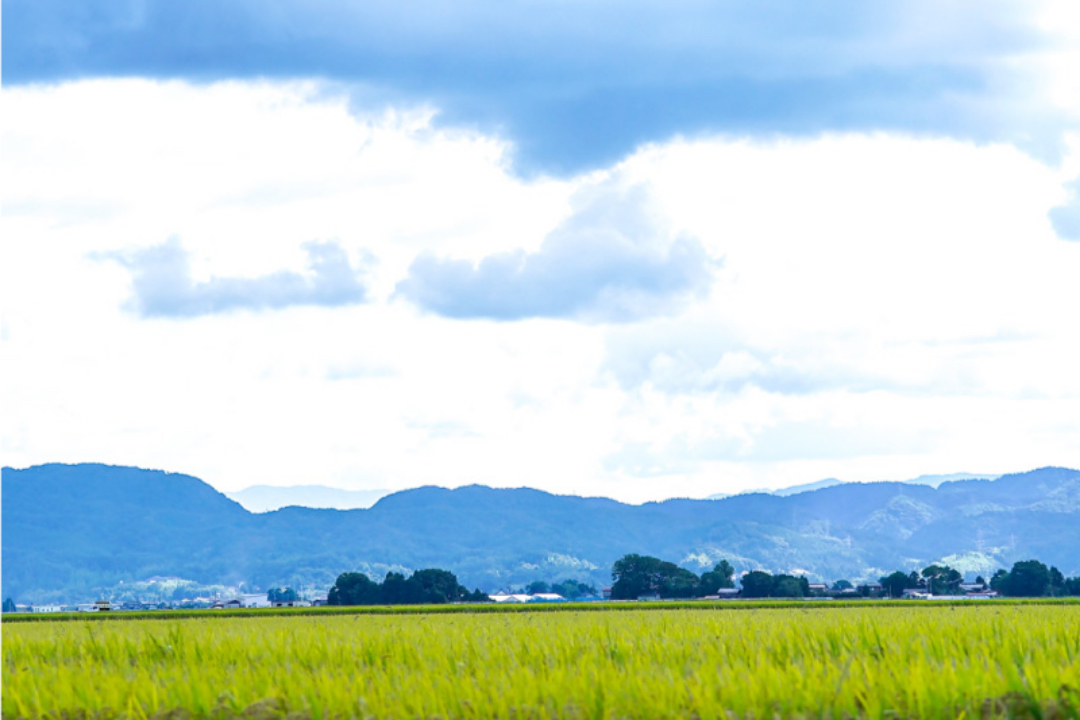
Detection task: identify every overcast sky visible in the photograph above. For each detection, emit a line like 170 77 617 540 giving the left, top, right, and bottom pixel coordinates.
3 1 1079 502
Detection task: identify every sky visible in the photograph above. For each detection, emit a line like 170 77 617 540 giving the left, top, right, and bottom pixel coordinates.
2 1 1080 503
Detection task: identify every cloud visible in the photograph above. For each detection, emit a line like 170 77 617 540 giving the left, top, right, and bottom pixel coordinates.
396 185 716 321
4 0 1072 174
605 419 935 477
1049 178 1080 240
103 238 368 318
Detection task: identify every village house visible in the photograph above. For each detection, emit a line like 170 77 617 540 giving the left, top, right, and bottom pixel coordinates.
271 599 312 608
487 592 565 603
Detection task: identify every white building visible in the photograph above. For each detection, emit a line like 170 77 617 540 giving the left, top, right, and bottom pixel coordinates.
31 604 63 613
490 591 531 604
212 593 271 609
239 593 271 608
488 592 565 603
530 593 566 602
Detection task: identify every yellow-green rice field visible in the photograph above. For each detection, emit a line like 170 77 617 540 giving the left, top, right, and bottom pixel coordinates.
4 604 1080 718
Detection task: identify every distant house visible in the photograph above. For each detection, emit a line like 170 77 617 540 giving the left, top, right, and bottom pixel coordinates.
213 599 243 609
31 604 62 613
857 582 885 597
703 589 742 600
311 596 328 606
807 583 829 595
601 587 613 600
238 594 271 608
902 589 932 599
487 592 565 603
964 590 999 599
959 582 986 593
271 599 311 608
94 600 112 611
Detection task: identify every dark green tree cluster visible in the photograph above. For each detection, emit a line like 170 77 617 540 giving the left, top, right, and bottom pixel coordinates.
877 559 1080 598
920 564 963 595
2 598 15 613
610 554 737 599
522 580 599 599
267 587 299 602
739 570 810 598
877 564 968 597
879 570 921 598
990 560 1080 597
328 568 487 606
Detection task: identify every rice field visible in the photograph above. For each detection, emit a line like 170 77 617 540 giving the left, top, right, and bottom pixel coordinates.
4 604 1080 718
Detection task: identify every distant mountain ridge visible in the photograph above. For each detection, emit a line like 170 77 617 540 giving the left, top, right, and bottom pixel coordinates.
3 463 1078 602
707 473 1000 500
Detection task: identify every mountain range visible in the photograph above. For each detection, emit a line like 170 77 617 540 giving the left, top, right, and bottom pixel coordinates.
4 463 1079 603
227 473 999 511
706 473 1000 499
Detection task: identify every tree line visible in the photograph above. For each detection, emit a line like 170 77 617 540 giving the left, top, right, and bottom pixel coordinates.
879 559 1080 598
610 554 820 599
611 554 1080 600
611 554 741 599
9 556 1077 612
328 568 487 605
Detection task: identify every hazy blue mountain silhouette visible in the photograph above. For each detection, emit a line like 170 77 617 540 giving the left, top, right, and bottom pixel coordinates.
4 463 1079 602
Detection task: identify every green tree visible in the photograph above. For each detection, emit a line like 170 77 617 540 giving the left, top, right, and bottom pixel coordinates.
1000 560 1051 597
772 575 806 598
611 554 663 599
463 587 489 602
526 581 550 595
832 579 853 591
551 580 597 599
921 564 961 595
880 571 913 598
268 587 299 603
380 572 413 604
1050 566 1065 596
698 560 736 595
658 562 700 598
408 568 466 604
611 554 701 599
2 598 15 613
328 572 381 606
740 570 775 598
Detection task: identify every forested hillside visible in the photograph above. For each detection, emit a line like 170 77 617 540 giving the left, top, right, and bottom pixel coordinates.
4 463 1079 602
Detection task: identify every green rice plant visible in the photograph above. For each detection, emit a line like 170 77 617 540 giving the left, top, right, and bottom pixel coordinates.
4 605 1080 718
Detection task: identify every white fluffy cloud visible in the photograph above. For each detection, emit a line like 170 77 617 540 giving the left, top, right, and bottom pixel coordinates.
2 79 1079 502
